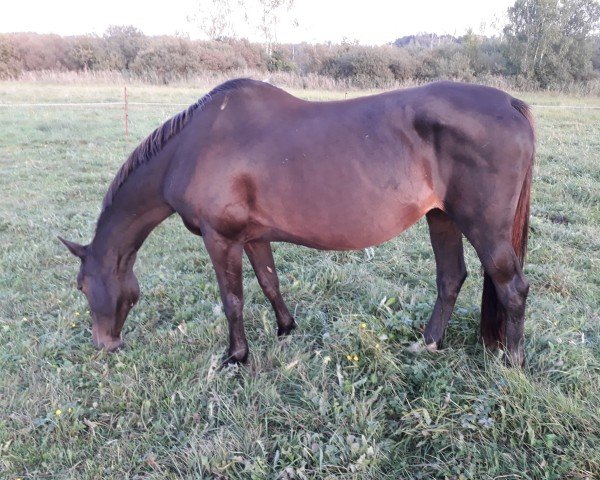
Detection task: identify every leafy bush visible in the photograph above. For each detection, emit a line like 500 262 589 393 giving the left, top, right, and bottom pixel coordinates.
131 37 201 84
268 48 296 72
68 36 104 71
11 33 70 71
195 39 266 72
388 48 418 82
414 45 474 81
0 35 21 79
320 46 395 88
103 25 145 71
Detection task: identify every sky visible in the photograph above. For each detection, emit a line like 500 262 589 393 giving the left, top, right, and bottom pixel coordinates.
0 0 515 45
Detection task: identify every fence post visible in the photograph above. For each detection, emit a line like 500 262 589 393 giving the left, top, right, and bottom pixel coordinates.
124 86 129 137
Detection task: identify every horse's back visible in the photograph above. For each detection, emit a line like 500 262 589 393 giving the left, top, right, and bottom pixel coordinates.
166 80 533 249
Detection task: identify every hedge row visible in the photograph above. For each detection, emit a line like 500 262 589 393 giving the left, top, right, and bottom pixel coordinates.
1 28 599 88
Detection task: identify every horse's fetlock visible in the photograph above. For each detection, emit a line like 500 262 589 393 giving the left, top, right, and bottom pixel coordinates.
277 318 296 337
229 345 249 364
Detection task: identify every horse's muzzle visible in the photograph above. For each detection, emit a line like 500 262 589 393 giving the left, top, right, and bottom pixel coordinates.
92 325 124 352
92 335 124 351
92 336 124 351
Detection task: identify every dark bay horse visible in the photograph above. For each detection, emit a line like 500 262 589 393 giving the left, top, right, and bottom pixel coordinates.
60 79 535 366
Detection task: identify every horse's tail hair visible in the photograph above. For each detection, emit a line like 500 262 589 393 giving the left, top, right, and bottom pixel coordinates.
480 98 535 349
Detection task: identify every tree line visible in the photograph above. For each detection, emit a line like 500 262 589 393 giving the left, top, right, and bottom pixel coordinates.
1 0 599 90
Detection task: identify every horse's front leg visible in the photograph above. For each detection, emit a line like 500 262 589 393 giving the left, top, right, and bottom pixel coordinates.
201 228 248 364
423 209 468 349
245 241 296 336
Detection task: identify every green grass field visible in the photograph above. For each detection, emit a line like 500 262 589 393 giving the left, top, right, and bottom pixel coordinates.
1 82 599 479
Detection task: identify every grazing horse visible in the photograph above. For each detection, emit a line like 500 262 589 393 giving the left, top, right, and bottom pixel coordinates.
60 79 535 366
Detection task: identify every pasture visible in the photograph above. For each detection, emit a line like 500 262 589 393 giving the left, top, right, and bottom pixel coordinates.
0 82 599 479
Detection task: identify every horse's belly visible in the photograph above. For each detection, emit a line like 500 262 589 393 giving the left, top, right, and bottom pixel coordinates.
188 149 440 248
256 191 438 250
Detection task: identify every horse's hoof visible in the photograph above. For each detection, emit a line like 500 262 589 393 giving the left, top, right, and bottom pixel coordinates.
423 329 444 350
221 348 249 367
277 320 297 337
502 349 525 368
409 340 441 354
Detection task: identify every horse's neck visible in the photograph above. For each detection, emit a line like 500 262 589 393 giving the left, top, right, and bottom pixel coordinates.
91 158 174 265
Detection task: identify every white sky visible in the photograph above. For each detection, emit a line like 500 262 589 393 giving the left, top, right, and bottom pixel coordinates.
0 0 515 45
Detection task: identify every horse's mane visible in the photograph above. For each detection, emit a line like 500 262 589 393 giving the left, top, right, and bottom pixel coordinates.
100 78 252 214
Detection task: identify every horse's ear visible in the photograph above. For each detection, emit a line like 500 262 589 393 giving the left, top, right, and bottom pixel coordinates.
58 236 87 259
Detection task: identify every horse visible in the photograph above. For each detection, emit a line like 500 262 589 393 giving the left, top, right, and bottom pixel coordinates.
59 78 535 366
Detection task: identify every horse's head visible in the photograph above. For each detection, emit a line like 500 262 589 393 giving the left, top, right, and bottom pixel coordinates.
59 237 140 351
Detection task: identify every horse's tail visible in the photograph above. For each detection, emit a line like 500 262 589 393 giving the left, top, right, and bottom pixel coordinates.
480 98 535 348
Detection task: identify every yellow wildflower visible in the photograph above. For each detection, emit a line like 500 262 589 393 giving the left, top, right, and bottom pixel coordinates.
360 323 367 329
353 355 359 361
55 409 62 416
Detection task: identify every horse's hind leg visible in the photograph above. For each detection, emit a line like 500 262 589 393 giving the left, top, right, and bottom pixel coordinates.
245 241 296 336
201 228 248 364
455 224 529 366
423 209 467 349
479 240 529 366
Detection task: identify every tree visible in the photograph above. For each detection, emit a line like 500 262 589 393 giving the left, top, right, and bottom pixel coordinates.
257 0 294 56
503 0 600 86
69 36 103 71
188 0 242 40
189 0 295 56
592 35 600 70
103 25 145 70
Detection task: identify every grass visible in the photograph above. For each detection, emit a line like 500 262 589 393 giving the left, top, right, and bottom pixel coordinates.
1 82 599 479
